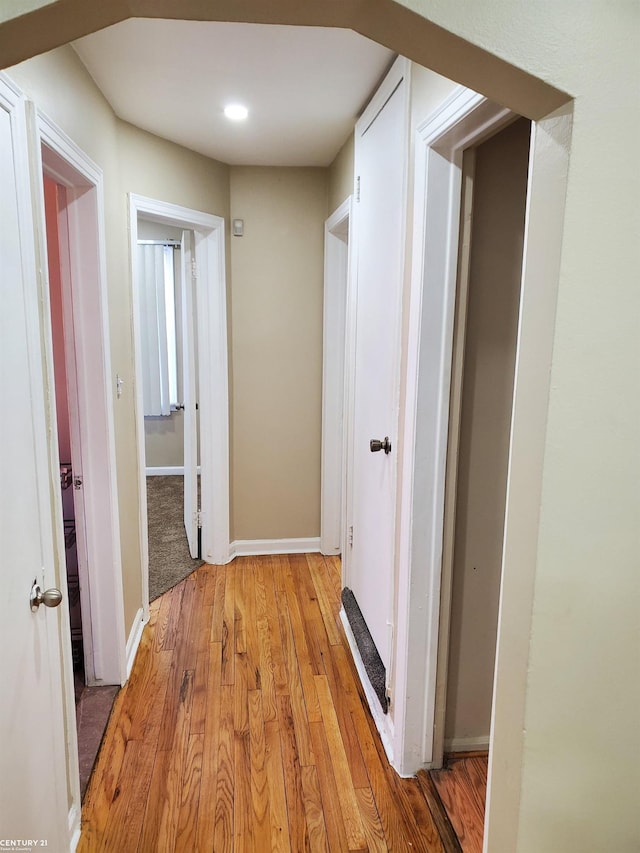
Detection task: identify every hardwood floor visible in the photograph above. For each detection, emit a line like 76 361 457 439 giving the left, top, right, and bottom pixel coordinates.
428 754 488 853
78 554 445 851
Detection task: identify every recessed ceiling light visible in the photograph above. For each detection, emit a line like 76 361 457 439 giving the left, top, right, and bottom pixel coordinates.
224 103 248 121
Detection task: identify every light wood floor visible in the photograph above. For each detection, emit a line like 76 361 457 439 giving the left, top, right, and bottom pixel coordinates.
78 554 446 852
429 754 488 853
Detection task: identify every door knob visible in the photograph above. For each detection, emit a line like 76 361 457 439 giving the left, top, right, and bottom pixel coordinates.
370 436 392 454
30 579 63 612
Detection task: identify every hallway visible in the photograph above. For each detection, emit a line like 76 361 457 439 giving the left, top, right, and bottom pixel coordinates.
78 555 445 851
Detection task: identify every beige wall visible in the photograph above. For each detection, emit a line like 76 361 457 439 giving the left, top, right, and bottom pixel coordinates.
327 132 354 214
8 45 231 636
5 4 640 850
445 118 530 744
229 166 327 540
8 45 142 635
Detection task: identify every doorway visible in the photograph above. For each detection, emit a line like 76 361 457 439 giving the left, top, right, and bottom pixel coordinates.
137 218 204 600
129 194 230 617
429 116 531 850
320 197 352 558
42 175 120 797
34 115 127 816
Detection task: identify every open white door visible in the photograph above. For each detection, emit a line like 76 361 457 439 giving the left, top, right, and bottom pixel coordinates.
181 229 199 558
0 80 69 848
348 59 409 672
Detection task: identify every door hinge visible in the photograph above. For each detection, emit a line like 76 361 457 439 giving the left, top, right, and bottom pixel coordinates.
348 525 354 548
191 260 198 279
356 176 361 203
195 510 203 529
385 686 392 708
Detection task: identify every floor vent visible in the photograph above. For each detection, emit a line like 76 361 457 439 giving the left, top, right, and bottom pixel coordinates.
341 587 388 714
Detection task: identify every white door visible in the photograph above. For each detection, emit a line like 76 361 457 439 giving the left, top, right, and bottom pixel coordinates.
181 230 199 557
348 63 408 670
0 82 68 848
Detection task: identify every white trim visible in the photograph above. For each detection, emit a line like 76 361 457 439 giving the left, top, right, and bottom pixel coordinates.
145 465 202 476
125 607 146 678
393 86 514 776
444 736 490 753
68 803 81 852
339 609 408 775
34 111 128 688
129 194 231 621
321 196 352 555
230 537 321 557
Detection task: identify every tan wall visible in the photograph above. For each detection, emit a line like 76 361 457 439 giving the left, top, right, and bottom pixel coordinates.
8 46 231 637
6 5 640 850
229 166 327 540
327 132 354 214
445 118 530 744
8 45 142 635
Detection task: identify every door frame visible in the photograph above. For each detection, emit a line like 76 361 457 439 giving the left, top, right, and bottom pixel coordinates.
129 194 229 619
393 83 571 838
320 196 352 556
30 107 128 688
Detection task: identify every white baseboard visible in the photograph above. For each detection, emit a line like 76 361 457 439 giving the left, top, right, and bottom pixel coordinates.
146 465 183 476
69 802 81 852
146 465 202 476
338 608 409 776
125 607 146 679
444 735 490 753
230 537 321 558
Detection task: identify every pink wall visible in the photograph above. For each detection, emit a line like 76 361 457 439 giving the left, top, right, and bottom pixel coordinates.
43 175 71 462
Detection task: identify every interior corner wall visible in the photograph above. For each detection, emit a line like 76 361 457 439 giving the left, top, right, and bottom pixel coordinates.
229 166 328 541
7 44 231 638
327 132 354 214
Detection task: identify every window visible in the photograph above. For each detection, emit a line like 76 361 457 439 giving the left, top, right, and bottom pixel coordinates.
138 242 179 416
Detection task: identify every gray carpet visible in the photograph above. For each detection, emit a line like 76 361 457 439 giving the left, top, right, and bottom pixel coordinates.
147 476 203 601
341 587 389 714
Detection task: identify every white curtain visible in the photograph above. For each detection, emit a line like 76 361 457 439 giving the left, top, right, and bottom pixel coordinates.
139 244 171 416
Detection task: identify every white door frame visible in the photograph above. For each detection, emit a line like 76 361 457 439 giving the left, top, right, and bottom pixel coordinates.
30 107 127 689
320 196 352 556
129 194 230 618
393 84 571 836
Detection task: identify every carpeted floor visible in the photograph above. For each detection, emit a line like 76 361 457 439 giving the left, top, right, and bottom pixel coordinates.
74 671 119 799
146 475 203 601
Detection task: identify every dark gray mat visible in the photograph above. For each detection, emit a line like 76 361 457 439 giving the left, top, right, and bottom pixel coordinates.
147 476 203 601
341 587 388 714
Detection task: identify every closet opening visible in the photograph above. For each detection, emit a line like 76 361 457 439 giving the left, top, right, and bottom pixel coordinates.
43 175 119 798
137 219 204 602
427 116 532 850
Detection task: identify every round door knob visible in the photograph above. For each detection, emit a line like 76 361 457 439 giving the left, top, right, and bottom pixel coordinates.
370 436 392 454
30 580 63 612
